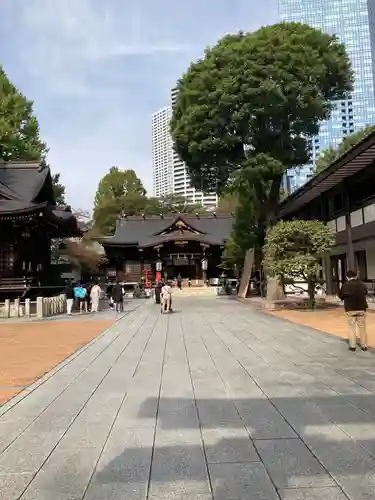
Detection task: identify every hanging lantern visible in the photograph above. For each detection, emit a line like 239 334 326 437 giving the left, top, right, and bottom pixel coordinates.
201 258 208 271
156 260 162 272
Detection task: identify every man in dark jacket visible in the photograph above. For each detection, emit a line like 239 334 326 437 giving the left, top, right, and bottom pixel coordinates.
154 281 162 304
63 280 75 315
338 270 368 352
112 281 123 313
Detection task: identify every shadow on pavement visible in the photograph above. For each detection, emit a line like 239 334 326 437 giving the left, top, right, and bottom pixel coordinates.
84 394 375 499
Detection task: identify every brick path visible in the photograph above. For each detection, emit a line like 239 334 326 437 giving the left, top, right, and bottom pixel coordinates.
0 296 375 499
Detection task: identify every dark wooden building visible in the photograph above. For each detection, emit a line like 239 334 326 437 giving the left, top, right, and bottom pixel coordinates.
278 130 375 294
0 161 80 291
99 214 233 283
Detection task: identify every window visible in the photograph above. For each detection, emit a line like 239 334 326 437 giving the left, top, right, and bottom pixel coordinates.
364 203 375 223
0 243 15 277
336 216 346 232
350 208 363 227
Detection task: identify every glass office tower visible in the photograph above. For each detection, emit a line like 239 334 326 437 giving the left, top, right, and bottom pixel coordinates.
279 0 375 191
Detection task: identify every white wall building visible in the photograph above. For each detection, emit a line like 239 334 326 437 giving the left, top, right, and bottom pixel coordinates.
151 93 218 208
152 107 174 197
171 88 218 208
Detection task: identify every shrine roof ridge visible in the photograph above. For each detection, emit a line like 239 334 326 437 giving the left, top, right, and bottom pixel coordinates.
118 213 233 219
0 161 45 169
100 212 233 247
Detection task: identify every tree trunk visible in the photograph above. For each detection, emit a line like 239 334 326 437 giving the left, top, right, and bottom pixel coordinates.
307 278 316 309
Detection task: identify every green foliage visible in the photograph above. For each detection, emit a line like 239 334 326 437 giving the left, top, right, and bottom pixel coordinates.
51 173 66 205
315 147 337 174
145 193 207 216
263 219 335 306
171 22 353 194
217 191 238 215
221 235 243 270
93 167 147 234
0 65 47 162
315 125 375 174
221 166 269 271
172 22 352 277
93 169 208 235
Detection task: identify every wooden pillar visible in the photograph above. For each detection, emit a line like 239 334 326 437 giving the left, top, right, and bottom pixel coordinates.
323 254 333 295
344 181 356 273
345 214 356 272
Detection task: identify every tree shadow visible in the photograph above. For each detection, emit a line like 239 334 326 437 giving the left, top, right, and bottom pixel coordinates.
85 394 375 499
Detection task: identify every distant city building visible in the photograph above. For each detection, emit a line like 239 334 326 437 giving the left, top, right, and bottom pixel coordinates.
170 88 218 208
279 0 375 191
152 107 173 197
151 92 218 208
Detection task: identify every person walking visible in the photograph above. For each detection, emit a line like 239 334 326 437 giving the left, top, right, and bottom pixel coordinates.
177 274 182 291
63 280 74 315
73 283 87 313
154 280 162 304
86 282 93 312
338 270 368 352
112 281 123 313
90 282 102 312
161 281 172 313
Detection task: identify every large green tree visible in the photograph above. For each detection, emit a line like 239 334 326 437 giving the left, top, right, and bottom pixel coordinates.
0 65 47 162
93 167 147 234
171 22 353 264
0 66 67 207
315 125 375 174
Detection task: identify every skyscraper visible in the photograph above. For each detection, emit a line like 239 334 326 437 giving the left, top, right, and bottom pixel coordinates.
152 107 173 197
170 88 217 207
279 0 375 190
151 94 218 207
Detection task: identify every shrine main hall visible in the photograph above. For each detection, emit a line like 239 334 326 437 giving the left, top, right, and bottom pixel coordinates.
99 214 233 283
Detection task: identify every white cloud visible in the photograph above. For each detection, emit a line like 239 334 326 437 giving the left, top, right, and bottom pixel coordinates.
1 0 279 212
17 0 193 95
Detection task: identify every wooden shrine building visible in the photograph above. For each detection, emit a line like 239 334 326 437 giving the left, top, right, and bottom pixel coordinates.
99 214 233 283
0 161 80 294
278 129 375 294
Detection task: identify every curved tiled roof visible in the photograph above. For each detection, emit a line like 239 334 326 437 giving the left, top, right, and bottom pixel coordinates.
101 214 233 247
0 161 51 204
0 161 81 235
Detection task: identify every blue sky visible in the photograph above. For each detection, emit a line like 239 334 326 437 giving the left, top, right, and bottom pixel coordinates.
0 0 278 211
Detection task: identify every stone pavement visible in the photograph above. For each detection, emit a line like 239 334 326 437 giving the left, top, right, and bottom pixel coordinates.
1 296 375 499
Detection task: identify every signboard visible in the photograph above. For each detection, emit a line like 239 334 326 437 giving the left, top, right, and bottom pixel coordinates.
106 268 116 278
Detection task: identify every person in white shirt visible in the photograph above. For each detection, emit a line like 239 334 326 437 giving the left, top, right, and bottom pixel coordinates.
161 282 172 313
90 282 102 312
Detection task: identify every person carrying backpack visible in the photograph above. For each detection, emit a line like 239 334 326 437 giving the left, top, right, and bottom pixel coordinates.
73 283 88 313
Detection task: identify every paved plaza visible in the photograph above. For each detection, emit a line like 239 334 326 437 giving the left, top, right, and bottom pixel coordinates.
1 296 375 499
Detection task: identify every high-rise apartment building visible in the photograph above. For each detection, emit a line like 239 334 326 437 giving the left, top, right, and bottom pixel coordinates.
152 107 173 197
279 0 375 190
170 88 217 208
151 92 218 208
